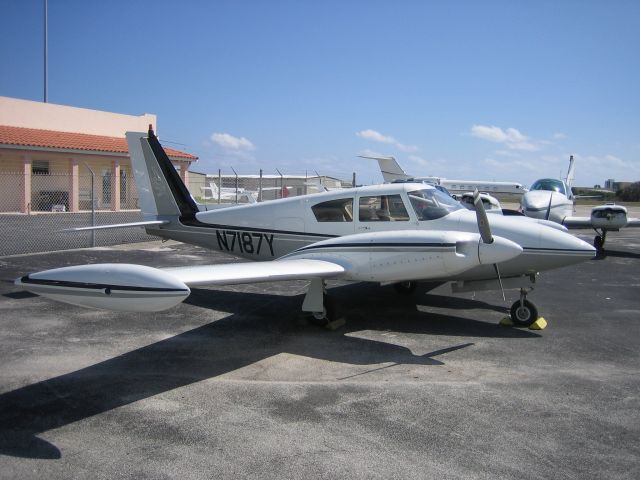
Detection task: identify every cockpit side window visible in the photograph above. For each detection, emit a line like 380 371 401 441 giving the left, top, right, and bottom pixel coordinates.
311 198 354 222
408 188 463 221
358 194 409 222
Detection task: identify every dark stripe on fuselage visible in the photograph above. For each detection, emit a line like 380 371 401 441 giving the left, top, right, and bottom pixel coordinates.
522 247 593 253
20 276 189 293
176 217 338 239
293 242 456 253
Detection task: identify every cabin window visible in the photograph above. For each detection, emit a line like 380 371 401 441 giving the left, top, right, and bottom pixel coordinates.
408 188 463 221
32 160 50 175
312 198 354 222
358 194 409 222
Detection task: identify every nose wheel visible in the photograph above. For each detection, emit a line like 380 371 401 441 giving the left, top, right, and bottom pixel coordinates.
509 288 539 327
593 228 607 252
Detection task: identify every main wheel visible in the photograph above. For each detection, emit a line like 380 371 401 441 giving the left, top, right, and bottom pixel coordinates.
309 296 336 326
393 281 417 295
510 299 539 327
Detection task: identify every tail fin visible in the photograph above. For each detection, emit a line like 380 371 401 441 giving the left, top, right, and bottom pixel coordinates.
565 155 576 188
126 127 198 221
358 155 410 183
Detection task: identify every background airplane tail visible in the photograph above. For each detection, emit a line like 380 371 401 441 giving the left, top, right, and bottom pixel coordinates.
565 155 576 189
359 155 410 183
126 127 199 221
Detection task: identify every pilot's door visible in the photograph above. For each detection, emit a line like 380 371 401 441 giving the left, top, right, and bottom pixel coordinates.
355 193 414 233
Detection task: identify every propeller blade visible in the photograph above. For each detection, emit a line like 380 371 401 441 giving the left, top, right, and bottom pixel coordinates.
545 192 553 220
473 189 493 244
493 263 506 301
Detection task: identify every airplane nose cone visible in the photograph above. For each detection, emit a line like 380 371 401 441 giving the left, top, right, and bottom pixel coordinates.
478 236 523 265
521 191 551 213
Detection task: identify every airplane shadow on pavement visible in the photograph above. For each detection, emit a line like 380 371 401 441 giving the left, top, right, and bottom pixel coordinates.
0 283 538 460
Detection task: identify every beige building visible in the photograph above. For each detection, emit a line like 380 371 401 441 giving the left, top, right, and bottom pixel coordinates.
0 96 197 213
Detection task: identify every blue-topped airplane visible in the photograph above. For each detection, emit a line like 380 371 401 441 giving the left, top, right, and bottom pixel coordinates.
15 128 596 327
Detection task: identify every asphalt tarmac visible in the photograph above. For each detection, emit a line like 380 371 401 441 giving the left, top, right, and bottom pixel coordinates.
0 229 639 479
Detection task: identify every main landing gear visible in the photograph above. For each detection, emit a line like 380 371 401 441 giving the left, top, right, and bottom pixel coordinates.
393 281 417 295
509 287 539 327
302 278 342 328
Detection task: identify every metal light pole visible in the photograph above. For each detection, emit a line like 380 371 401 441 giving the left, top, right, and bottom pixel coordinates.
44 0 48 102
231 167 239 204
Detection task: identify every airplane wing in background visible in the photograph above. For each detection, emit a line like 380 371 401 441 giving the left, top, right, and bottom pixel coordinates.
561 217 595 229
562 216 640 229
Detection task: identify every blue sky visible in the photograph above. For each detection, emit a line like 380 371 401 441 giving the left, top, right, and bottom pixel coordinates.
1 0 639 186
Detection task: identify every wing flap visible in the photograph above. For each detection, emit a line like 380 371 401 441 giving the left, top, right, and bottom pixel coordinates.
163 259 345 286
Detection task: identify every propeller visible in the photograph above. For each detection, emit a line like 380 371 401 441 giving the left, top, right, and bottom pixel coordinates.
473 189 506 301
544 192 553 221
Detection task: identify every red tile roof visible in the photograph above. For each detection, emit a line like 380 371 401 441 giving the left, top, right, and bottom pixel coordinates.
0 125 198 160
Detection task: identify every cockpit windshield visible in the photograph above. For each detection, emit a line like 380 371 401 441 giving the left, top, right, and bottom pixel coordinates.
407 188 463 221
530 179 566 195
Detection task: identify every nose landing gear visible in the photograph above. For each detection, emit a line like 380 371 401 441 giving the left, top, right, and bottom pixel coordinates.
508 287 545 328
593 228 607 252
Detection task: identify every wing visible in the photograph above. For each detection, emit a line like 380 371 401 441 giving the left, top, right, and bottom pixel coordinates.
562 216 640 229
162 259 345 286
561 216 593 228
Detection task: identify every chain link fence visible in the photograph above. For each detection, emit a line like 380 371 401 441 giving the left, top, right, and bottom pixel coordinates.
0 172 155 257
0 169 356 256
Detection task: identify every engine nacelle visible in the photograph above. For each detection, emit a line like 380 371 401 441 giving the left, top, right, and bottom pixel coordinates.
590 204 628 230
15 263 190 312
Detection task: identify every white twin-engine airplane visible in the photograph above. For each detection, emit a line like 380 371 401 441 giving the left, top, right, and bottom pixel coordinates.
15 128 596 327
520 156 640 250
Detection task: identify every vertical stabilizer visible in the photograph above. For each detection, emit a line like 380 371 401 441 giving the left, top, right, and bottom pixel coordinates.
565 155 576 189
358 155 410 182
126 127 198 221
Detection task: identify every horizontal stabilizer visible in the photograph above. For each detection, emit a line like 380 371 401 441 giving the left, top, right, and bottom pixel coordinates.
60 220 169 232
163 259 345 286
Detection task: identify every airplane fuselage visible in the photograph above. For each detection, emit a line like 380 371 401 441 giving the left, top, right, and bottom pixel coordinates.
148 183 593 282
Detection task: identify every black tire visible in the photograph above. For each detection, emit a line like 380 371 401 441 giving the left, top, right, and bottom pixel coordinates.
309 296 336 326
510 299 539 327
594 235 603 251
393 281 417 295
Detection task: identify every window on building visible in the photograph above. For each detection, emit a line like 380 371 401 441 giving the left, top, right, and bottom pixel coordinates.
312 198 354 222
358 194 409 221
32 160 50 175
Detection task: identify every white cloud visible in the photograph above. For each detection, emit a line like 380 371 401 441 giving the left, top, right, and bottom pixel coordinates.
211 132 255 151
470 125 538 151
356 129 419 153
552 132 567 140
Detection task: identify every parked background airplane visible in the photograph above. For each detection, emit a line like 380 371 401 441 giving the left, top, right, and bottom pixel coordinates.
16 128 595 328
520 156 640 250
201 181 258 203
361 155 528 196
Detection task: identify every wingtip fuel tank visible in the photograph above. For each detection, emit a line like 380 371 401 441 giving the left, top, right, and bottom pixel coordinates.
15 264 190 312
